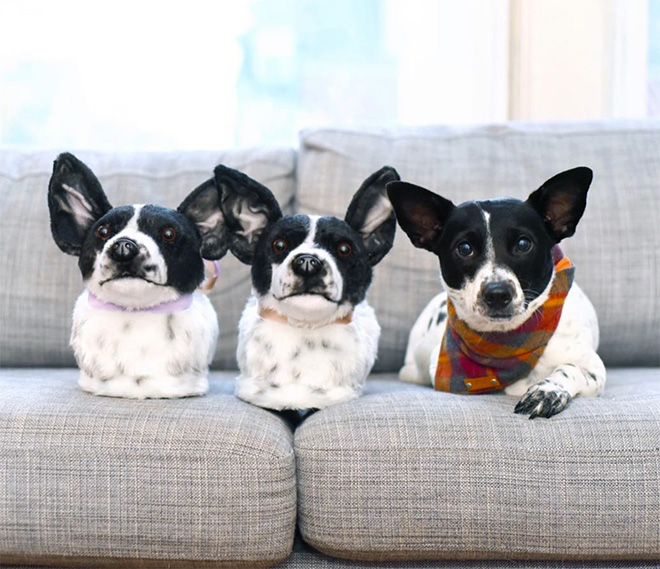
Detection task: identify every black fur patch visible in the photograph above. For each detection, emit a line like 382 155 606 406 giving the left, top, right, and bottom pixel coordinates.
166 315 176 341
78 206 134 280
138 205 205 294
251 215 311 296
481 199 555 304
314 216 373 305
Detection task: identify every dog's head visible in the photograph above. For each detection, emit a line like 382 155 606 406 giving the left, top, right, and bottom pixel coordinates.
48 153 227 308
215 165 399 325
387 167 592 331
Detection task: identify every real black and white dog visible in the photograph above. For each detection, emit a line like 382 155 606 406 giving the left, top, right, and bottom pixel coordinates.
387 167 605 418
214 165 399 410
48 153 226 398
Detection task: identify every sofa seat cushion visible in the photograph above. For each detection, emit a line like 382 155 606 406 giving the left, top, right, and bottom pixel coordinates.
295 368 660 562
0 370 296 568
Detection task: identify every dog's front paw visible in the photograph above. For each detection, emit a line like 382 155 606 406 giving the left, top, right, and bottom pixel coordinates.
514 380 571 419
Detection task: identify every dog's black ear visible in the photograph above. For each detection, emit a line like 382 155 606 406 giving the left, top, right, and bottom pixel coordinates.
178 178 229 260
386 181 455 252
48 153 113 256
527 167 593 242
345 166 399 266
213 165 283 265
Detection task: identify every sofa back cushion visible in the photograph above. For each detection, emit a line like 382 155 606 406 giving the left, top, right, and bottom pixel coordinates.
0 148 296 368
297 122 660 370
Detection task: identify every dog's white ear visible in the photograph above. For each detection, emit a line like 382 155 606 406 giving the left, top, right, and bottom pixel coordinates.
178 178 229 260
48 153 113 256
527 167 592 242
345 166 399 266
213 165 282 265
386 180 455 252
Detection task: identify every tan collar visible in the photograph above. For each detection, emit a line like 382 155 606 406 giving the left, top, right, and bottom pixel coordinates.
198 260 221 294
258 306 353 326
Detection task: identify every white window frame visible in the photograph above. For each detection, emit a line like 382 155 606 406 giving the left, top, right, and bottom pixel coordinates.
508 0 649 121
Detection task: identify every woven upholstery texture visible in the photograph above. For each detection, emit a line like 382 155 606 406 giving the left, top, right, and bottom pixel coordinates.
295 369 660 562
297 122 660 370
0 369 296 567
0 147 295 369
276 539 660 569
7 545 660 569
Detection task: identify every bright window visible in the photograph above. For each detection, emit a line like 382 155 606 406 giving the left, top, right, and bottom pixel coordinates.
0 0 657 151
650 0 660 116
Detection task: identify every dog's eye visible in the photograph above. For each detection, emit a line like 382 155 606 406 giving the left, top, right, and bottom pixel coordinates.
162 227 177 242
456 241 474 258
272 238 289 254
337 242 352 258
96 224 112 240
514 236 533 254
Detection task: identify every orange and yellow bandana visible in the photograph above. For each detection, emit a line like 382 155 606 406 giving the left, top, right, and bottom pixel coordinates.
434 247 574 394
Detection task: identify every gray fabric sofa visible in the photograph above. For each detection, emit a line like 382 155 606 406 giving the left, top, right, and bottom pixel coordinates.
1 121 658 568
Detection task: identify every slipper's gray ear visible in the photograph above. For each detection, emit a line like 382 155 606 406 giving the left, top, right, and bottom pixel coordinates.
48 153 113 256
178 178 229 260
213 165 282 265
345 166 399 266
386 180 455 252
527 167 593 242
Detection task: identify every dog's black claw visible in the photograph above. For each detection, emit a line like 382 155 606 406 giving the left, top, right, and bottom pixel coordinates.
528 406 551 420
514 399 533 414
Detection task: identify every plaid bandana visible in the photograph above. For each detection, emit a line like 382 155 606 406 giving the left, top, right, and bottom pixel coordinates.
434 247 574 394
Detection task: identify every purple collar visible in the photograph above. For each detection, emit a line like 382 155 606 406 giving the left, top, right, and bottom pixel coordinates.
87 291 193 313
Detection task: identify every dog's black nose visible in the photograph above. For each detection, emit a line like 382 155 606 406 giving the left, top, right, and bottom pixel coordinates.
482 282 514 310
109 238 139 263
292 254 322 277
